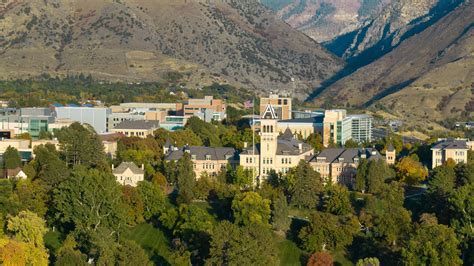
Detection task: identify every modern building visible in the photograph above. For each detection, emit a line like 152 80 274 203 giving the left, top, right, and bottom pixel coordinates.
240 104 314 181
106 112 145 131
55 107 110 133
431 139 473 169
164 144 238 178
183 96 226 122
0 108 55 138
292 110 324 119
110 120 160 138
260 94 292 120
323 110 352 147
349 114 373 143
277 116 324 140
308 148 384 186
112 162 145 187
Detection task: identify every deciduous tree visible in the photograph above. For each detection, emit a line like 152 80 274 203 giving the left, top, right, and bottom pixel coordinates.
232 191 271 227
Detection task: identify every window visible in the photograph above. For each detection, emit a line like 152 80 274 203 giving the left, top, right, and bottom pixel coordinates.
284 99 288 105
191 155 197 160
206 155 211 161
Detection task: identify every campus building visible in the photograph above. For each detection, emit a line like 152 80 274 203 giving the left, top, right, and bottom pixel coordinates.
183 96 226 122
349 114 373 143
322 109 352 147
259 94 292 120
112 162 145 187
110 120 160 138
163 143 238 178
55 106 110 133
240 104 314 181
431 139 473 169
308 148 385 186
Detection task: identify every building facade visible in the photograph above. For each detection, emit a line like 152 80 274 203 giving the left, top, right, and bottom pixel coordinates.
259 94 292 120
110 120 160 138
240 104 314 182
323 109 352 147
183 96 226 122
164 145 238 178
308 148 384 186
112 162 145 187
55 107 110 133
349 114 373 143
431 139 473 169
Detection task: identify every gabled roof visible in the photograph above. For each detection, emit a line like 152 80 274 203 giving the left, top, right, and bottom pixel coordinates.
165 146 237 161
432 139 469 150
112 162 144 175
309 148 382 164
281 128 294 140
387 143 395 152
114 120 160 130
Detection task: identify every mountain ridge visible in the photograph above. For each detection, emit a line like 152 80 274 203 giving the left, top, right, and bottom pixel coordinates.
0 0 343 98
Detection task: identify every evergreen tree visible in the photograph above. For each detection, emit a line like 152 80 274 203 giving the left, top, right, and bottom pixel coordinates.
3 146 21 170
289 160 323 208
272 192 290 232
176 153 196 204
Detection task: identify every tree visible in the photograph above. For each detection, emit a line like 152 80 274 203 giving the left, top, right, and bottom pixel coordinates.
306 133 324 152
323 185 353 215
362 183 412 247
299 212 359 252
116 240 152 266
56 122 107 168
186 117 221 147
356 257 380 266
231 165 253 187
307 252 333 266
32 144 69 190
289 160 323 208
3 146 21 170
272 192 290 232
232 192 271 227
3 211 49 265
395 156 428 185
137 180 168 221
344 139 359 148
193 174 216 200
55 235 88 266
121 185 145 226
207 221 279 265
355 159 369 192
176 153 196 204
7 210 48 247
401 222 462 265
14 179 48 217
447 183 473 259
366 159 393 194
53 167 125 238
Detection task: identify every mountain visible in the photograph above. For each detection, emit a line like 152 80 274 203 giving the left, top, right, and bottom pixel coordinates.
0 0 343 97
312 1 474 129
325 0 465 65
260 0 390 43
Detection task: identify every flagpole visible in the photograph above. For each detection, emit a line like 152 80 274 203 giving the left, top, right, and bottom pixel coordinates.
252 97 255 187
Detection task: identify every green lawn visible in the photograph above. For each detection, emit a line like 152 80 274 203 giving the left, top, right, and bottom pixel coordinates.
123 223 173 265
277 237 304 266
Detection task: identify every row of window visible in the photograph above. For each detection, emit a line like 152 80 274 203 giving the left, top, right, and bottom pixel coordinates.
262 125 274 133
263 157 273 165
281 158 292 164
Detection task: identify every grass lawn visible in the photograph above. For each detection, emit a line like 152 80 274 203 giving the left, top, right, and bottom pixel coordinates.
123 223 173 265
277 237 304 266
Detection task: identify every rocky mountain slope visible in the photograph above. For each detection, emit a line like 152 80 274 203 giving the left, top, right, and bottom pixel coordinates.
0 0 343 97
261 0 390 43
313 1 474 129
325 0 465 65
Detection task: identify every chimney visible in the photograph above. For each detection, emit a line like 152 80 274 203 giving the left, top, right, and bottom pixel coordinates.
243 142 248 148
111 164 114 170
141 164 144 170
298 143 303 153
